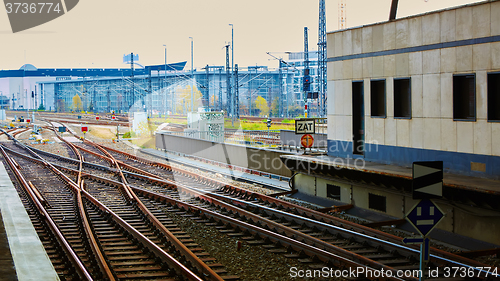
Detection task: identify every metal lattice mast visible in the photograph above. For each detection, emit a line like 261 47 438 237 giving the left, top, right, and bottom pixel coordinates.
234 64 239 118
203 65 210 110
303 27 310 117
225 44 232 116
130 53 134 108
148 69 152 116
218 68 223 110
278 61 283 117
318 0 327 117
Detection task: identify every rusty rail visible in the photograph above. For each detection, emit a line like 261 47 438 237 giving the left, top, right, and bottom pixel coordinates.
81 138 224 281
93 141 498 276
0 146 93 281
1 137 204 281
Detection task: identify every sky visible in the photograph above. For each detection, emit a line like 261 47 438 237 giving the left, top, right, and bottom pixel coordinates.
0 0 485 71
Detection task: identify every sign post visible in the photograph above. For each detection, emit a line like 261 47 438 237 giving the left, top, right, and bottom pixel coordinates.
300 134 314 149
81 125 88 140
266 116 272 148
404 161 445 281
295 119 315 134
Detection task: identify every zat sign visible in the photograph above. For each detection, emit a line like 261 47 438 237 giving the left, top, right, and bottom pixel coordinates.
4 0 79 33
295 119 315 134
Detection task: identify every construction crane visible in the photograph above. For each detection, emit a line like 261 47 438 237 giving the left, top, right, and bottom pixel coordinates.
318 0 327 117
338 0 346 29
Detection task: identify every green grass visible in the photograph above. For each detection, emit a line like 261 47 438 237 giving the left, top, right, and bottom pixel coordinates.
225 119 294 131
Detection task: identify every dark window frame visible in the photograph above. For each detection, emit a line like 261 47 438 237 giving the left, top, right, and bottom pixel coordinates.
487 72 500 122
370 79 387 118
326 184 341 200
453 74 476 122
393 77 412 119
368 193 386 213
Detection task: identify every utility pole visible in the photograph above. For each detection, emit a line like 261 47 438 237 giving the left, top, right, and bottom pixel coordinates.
164 44 167 115
205 65 210 110
229 23 236 116
131 53 134 109
224 44 232 124
303 27 311 118
189 37 194 112
218 67 223 111
148 68 152 116
234 64 239 118
318 0 327 117
278 61 283 117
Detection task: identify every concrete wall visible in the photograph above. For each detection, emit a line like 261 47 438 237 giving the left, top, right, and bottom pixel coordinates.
295 173 500 245
326 0 500 177
156 131 293 177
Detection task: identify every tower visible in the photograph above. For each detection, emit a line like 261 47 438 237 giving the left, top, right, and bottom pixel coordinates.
225 44 232 116
318 0 327 117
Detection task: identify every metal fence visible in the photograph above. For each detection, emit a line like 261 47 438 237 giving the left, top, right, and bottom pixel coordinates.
160 129 281 147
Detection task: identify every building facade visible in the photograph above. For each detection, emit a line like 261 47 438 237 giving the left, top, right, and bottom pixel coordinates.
40 65 301 117
327 0 500 179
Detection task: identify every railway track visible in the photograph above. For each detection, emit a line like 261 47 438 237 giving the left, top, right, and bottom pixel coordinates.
0 130 231 280
3 124 499 280
75 133 499 280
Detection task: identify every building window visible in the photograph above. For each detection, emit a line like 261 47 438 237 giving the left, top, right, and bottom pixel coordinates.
370 80 386 117
368 193 386 213
394 78 411 118
453 74 476 121
488 73 500 121
327 184 341 200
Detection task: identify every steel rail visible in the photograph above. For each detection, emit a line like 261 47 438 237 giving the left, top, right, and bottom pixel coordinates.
31 122 500 278
80 138 225 281
0 146 94 281
11 130 494 278
86 141 498 279
32 125 222 281
74 143 162 180
46 123 116 281
2 134 116 280
78 170 407 281
61 144 409 280
96 142 499 272
1 142 204 281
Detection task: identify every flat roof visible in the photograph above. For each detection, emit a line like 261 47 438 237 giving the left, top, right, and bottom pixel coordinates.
327 0 498 35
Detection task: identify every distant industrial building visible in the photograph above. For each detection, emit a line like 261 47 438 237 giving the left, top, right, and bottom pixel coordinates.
0 63 186 111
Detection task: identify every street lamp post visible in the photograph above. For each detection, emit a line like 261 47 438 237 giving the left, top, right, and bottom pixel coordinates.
189 37 194 113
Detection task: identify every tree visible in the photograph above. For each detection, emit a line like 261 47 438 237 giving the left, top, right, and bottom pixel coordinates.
175 85 202 114
38 103 45 111
271 97 279 117
287 105 303 118
255 96 269 117
72 94 83 112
